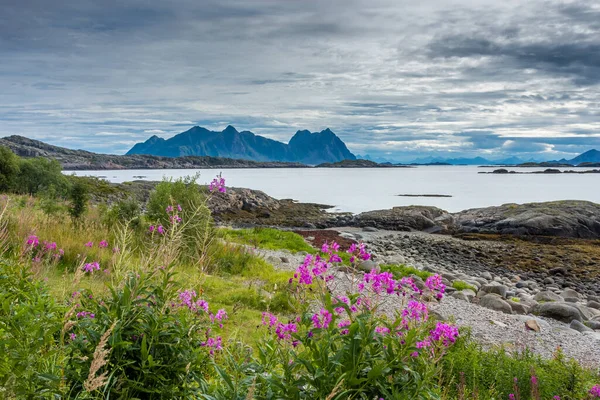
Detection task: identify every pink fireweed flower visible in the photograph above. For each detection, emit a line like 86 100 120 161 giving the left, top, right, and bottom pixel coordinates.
84 241 93 248
401 301 429 323
428 322 459 346
26 235 39 247
589 385 600 397
76 311 95 319
201 336 223 355
262 312 279 327
509 395 515 400
275 322 298 340
553 397 561 400
375 326 390 335
311 308 333 329
157 225 165 235
425 274 446 299
170 215 182 224
338 319 351 335
177 204 182 212
166 205 173 213
82 261 100 273
149 225 155 233
98 240 108 248
44 241 57 251
210 309 228 328
69 333 77 341
361 270 396 294
209 174 226 193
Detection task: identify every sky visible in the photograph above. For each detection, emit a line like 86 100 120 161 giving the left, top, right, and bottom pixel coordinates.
1 0 600 162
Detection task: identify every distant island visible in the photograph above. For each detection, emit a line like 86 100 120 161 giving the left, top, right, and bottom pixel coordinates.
480 168 600 174
127 125 356 165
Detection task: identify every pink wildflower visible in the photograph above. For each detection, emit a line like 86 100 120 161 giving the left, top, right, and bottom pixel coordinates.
98 240 108 248
209 174 226 193
84 241 93 248
311 308 332 329
26 235 39 247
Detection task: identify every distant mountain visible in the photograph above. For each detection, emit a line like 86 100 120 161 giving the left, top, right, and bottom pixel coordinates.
569 149 600 165
127 125 356 165
520 149 600 167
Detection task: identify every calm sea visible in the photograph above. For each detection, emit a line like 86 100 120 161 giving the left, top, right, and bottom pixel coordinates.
66 166 600 213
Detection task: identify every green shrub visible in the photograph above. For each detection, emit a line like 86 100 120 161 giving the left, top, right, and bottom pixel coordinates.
15 157 69 195
0 146 20 192
68 180 89 222
147 176 213 264
65 269 214 398
102 197 142 229
380 264 433 281
452 280 477 292
0 260 66 397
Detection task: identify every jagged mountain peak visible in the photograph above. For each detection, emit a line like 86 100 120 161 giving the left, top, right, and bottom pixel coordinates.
126 125 355 164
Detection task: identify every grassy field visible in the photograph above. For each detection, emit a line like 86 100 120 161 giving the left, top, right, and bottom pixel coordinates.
1 185 599 399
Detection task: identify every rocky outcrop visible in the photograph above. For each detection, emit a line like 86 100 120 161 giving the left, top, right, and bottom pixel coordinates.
453 201 600 238
351 201 600 239
353 206 454 233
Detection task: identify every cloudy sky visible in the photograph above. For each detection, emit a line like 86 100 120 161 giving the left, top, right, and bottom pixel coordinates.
1 0 600 161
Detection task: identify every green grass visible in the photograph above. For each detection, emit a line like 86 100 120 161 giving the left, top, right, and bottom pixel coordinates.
218 227 314 253
380 264 433 280
440 332 599 399
452 280 477 292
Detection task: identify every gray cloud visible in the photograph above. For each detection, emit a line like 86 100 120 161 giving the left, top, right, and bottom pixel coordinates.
1 0 600 161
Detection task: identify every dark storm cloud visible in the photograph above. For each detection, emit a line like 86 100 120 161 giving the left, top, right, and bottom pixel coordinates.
1 0 600 160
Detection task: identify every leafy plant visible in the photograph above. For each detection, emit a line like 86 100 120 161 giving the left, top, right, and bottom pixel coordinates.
452 280 477 292
68 181 89 222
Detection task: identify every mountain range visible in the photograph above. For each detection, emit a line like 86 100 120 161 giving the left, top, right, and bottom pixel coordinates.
127 125 356 165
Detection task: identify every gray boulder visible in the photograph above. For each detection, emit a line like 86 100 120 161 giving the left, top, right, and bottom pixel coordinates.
355 206 454 232
481 283 508 298
588 301 600 310
507 300 530 315
532 302 583 323
452 291 472 302
533 291 563 302
584 320 600 330
479 294 513 314
560 288 581 300
570 320 593 333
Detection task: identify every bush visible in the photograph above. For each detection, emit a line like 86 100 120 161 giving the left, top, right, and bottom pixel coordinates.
0 146 20 192
15 157 69 195
102 197 142 228
380 263 433 281
68 181 89 221
0 260 66 397
452 280 477 292
64 269 217 398
147 176 213 264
